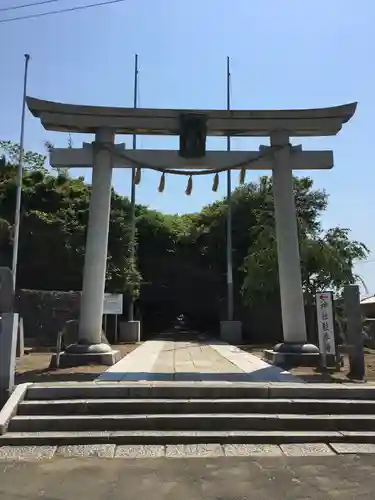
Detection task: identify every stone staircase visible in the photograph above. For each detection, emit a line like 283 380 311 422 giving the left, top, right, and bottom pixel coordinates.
1 382 375 445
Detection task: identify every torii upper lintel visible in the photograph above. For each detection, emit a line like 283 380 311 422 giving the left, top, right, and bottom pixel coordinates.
26 97 357 137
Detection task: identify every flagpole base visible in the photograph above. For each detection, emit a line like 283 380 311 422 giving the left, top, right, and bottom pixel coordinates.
220 321 242 344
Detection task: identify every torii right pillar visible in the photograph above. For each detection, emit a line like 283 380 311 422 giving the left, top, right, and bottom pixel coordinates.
265 131 320 367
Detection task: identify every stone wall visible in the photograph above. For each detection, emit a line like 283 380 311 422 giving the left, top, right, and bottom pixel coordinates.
16 290 81 346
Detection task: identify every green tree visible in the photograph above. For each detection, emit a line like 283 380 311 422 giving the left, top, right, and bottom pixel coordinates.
0 143 135 294
0 140 47 172
241 177 369 303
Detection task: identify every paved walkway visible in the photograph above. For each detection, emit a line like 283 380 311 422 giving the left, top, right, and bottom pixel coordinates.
1 455 374 499
99 338 301 383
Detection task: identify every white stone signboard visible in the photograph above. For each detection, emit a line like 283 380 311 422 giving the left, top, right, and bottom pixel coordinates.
316 291 336 363
103 293 123 315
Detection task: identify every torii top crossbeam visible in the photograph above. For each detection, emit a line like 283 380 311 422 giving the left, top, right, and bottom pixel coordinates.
26 97 357 137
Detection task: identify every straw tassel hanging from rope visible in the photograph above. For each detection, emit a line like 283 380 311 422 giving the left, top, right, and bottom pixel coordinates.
135 167 141 185
239 167 246 185
212 172 219 192
185 175 193 196
158 172 165 192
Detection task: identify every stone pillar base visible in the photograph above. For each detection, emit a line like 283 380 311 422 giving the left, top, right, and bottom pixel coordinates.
264 342 320 368
119 321 141 343
49 348 121 369
64 342 113 354
220 320 242 344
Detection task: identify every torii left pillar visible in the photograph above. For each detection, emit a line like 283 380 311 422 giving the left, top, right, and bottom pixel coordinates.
63 128 120 366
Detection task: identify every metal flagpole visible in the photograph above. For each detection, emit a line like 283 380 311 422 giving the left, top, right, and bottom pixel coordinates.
12 53 30 295
226 56 234 321
128 53 138 322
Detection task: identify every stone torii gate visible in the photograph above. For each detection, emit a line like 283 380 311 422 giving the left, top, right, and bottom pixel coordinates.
26 97 356 366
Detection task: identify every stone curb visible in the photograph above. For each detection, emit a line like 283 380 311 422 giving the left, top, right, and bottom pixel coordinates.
1 443 375 460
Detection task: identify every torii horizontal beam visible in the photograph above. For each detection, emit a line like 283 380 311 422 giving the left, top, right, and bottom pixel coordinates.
50 147 334 170
27 97 357 137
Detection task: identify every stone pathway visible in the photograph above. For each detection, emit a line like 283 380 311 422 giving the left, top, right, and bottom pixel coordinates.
98 338 301 383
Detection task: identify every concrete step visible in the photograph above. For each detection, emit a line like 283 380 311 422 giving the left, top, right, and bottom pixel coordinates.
24 383 375 401
2 430 375 446
17 398 375 416
8 413 375 433
4 383 375 447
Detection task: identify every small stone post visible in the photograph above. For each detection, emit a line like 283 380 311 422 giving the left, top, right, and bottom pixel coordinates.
0 313 19 402
0 267 20 402
343 284 365 380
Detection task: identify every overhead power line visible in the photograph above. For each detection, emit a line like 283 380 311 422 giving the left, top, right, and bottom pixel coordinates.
0 0 62 13
0 0 126 23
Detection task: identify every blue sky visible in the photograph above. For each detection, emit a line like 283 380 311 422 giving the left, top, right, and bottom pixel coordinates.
0 0 374 293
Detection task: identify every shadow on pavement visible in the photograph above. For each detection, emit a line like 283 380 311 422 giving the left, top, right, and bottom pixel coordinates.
99 365 299 383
